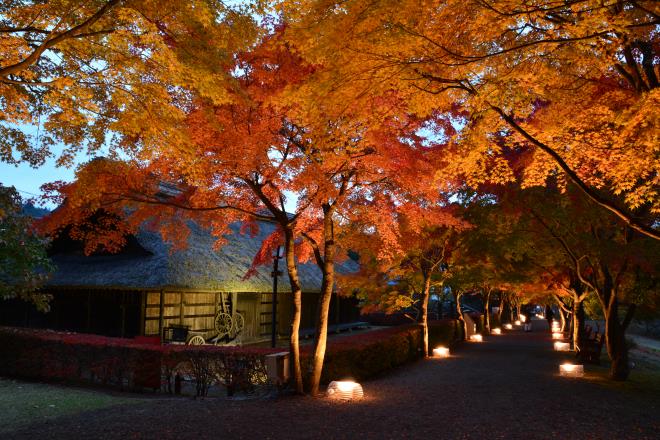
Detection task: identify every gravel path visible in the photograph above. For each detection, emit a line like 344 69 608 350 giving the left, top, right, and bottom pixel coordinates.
6 319 659 439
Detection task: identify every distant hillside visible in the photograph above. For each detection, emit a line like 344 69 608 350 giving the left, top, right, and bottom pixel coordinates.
22 204 50 218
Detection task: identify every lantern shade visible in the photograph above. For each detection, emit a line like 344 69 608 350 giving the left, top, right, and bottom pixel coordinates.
491 328 502 335
504 323 513 330
514 320 521 326
559 363 584 377
433 346 450 357
520 315 527 323
554 342 571 351
552 332 564 339
327 381 364 400
469 334 483 342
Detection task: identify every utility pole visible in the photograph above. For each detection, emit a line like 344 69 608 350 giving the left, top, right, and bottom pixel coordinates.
271 246 283 348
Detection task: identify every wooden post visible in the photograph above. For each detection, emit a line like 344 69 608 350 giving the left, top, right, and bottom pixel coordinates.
86 291 92 332
139 291 146 336
179 292 184 325
271 247 283 348
120 291 126 338
158 289 165 341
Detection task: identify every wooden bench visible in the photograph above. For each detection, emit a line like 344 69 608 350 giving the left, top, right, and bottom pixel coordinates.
579 333 605 364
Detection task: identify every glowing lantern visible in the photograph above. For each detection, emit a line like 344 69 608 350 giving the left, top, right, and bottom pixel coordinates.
520 315 527 323
554 342 571 352
433 346 450 358
469 334 483 342
504 323 513 330
559 363 584 378
514 320 521 326
327 381 364 400
491 328 502 335
552 332 564 340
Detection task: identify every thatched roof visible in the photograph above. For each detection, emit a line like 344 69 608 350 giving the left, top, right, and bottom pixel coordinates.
47 220 358 293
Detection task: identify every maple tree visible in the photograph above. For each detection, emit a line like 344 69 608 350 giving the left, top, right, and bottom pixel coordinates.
498 183 659 380
37 29 447 395
280 0 660 240
38 33 316 393
1 0 259 167
341 202 467 357
15 1 658 394
444 189 538 333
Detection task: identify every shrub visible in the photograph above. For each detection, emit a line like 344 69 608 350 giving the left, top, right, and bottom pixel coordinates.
304 319 464 385
0 326 276 394
428 319 463 348
0 320 464 394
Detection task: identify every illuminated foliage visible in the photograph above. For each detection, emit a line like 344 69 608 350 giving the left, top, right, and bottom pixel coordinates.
0 0 260 166
280 0 659 239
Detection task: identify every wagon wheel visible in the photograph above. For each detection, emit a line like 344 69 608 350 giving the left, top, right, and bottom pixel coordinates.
232 312 245 336
187 335 205 345
215 312 233 339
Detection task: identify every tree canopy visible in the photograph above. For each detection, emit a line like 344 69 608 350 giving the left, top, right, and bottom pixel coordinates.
2 0 658 386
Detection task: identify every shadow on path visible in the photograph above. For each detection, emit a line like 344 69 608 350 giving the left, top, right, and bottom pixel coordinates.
5 319 659 439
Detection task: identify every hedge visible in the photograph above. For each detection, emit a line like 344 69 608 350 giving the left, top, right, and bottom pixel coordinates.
0 319 464 394
0 326 278 395
303 318 464 384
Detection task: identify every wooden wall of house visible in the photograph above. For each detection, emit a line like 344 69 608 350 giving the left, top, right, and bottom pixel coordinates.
143 291 268 344
277 291 362 335
236 293 261 341
0 289 142 338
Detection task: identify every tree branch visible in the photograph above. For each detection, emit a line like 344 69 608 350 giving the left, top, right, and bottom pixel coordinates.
493 105 660 241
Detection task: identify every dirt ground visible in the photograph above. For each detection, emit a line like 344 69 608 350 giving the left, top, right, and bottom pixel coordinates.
3 319 659 439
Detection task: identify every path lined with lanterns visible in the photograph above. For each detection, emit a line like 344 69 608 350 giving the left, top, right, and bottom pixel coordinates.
6 318 659 440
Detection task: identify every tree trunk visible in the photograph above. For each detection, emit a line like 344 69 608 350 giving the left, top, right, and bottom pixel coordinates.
605 300 629 380
284 228 303 394
602 293 636 381
455 292 467 340
558 306 567 333
483 288 492 332
309 207 336 396
596 263 635 381
497 293 504 324
572 300 585 352
419 273 431 357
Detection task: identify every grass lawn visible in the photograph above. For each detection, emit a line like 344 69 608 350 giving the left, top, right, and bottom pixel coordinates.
582 353 660 397
0 378 144 434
